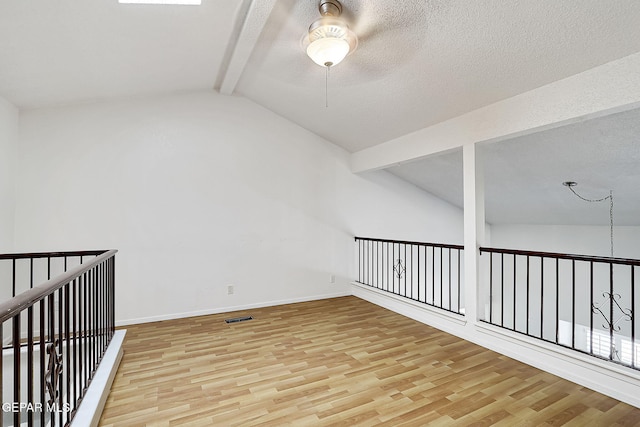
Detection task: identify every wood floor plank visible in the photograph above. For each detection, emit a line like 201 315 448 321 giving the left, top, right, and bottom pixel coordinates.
99 296 640 426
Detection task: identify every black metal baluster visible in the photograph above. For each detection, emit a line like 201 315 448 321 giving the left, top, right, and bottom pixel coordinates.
448 249 452 310
111 257 116 336
357 240 360 283
432 247 435 306
30 257 34 289
410 245 413 299
377 241 380 289
489 253 493 323
47 293 55 427
513 254 517 331
501 253 504 327
65 283 71 424
27 306 34 425
440 247 443 309
382 241 385 291
571 260 576 350
369 240 372 286
417 246 421 302
361 239 364 284
526 256 530 335
632 266 636 368
0 323 3 427
73 278 78 407
553 259 557 343
457 249 461 314
90 270 95 384
609 262 614 361
590 261 594 355
40 299 46 427
93 265 98 374
12 258 16 297
371 241 374 287
392 243 395 294
83 271 89 394
101 262 106 352
369 241 373 287
404 244 407 297
366 240 369 286
359 239 363 283
540 257 544 339
13 313 21 427
425 245 428 304
58 288 64 427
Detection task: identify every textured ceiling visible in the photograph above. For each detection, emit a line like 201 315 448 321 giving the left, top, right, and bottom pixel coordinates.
388 107 640 226
236 0 640 152
1 0 639 227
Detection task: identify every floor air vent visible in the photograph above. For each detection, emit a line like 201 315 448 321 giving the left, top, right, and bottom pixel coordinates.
225 316 253 324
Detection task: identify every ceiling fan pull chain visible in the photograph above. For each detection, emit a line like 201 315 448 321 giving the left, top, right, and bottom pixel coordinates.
326 65 330 108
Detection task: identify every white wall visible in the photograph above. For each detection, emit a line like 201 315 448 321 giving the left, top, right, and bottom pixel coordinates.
490 224 640 259
14 91 463 324
0 96 18 253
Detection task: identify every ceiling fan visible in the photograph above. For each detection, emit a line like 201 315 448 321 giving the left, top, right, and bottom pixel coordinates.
252 0 428 91
294 0 428 79
302 0 358 68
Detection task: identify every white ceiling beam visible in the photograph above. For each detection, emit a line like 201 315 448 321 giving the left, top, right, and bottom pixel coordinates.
350 52 640 173
218 0 277 96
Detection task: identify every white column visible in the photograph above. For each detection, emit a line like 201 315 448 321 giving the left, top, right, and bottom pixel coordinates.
463 143 485 323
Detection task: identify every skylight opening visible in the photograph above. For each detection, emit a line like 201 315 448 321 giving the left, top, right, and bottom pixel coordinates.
118 0 201 5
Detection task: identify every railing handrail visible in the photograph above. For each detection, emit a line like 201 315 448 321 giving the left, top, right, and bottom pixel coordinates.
0 249 106 260
479 246 640 266
355 236 464 250
0 249 117 323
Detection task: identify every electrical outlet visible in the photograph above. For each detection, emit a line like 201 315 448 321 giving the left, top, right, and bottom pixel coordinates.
227 285 234 295
329 274 335 283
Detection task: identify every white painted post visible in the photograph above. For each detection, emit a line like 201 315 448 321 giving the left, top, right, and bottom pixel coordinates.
463 143 485 324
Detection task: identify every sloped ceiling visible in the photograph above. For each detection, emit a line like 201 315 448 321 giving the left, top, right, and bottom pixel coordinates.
388 108 640 226
0 0 639 226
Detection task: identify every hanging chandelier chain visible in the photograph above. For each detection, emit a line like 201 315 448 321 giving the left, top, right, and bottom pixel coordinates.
566 185 614 257
610 190 614 258
567 185 611 203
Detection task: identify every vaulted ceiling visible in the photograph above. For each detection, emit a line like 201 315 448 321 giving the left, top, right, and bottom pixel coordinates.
1 0 639 225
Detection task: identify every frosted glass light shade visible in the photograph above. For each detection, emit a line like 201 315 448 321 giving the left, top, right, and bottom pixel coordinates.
304 14 357 68
306 37 350 67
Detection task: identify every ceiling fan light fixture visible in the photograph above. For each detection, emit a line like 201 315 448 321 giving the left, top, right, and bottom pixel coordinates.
303 0 357 68
306 37 350 67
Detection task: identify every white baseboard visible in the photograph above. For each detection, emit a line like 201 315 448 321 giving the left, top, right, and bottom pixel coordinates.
115 291 350 327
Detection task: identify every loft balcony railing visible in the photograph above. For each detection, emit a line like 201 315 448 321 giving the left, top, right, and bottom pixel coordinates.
355 237 465 315
1 249 117 427
0 251 107 301
480 246 639 370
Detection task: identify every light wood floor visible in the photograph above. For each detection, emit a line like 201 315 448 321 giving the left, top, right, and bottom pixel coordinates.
99 296 640 426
